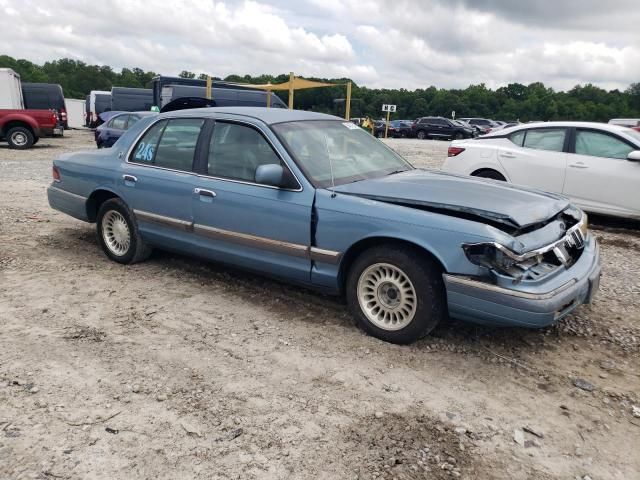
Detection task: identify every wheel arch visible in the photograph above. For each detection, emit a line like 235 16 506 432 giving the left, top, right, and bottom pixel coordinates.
337 236 447 294
2 120 35 137
470 167 508 181
86 188 122 222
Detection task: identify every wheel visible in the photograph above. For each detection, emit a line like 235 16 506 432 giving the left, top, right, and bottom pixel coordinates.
97 141 103 149
472 169 506 181
375 131 383 138
416 130 426 140
6 127 35 149
454 132 464 140
96 198 152 264
346 244 445 344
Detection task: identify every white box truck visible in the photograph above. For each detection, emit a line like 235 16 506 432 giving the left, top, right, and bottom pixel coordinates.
64 98 86 129
0 68 25 109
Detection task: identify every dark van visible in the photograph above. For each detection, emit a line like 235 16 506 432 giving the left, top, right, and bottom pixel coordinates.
111 87 153 112
151 76 286 111
22 83 67 129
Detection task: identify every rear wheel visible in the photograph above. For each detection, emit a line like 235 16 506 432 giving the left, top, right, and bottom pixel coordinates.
7 127 34 149
97 198 152 264
454 132 464 140
472 169 506 181
346 244 445 344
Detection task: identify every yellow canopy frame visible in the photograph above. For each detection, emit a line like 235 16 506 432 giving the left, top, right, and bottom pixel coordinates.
213 72 352 120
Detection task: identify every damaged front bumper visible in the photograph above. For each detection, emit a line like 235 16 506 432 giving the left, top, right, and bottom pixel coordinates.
443 234 601 328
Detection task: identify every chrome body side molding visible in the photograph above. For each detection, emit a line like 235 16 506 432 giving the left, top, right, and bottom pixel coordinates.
133 209 341 264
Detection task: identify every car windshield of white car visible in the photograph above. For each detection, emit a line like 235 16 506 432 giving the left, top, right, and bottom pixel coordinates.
273 120 413 187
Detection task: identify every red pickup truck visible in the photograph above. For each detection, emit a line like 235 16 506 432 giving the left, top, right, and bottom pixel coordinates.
0 109 61 149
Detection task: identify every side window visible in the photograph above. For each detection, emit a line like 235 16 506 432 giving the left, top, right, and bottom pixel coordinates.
509 130 525 146
208 122 283 183
111 115 128 130
523 128 566 152
131 120 166 164
154 118 204 171
126 115 141 130
575 130 634 160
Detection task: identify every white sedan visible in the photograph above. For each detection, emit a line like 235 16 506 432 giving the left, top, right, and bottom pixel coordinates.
442 122 640 219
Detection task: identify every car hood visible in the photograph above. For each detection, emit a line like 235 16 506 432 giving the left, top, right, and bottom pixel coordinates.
331 169 570 231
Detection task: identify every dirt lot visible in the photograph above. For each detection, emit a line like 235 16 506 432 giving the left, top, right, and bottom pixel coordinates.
1 131 639 480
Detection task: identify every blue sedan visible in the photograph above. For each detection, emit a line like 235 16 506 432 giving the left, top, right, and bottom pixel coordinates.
48 108 601 344
95 111 158 148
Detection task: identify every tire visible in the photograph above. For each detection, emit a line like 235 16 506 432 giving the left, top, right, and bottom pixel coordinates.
6 127 35 149
346 244 445 344
96 198 152 264
472 169 506 181
454 132 464 140
416 130 426 140
375 131 383 138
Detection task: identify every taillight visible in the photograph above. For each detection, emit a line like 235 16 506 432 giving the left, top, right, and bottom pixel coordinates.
51 111 58 124
52 165 61 182
448 146 466 157
60 109 67 119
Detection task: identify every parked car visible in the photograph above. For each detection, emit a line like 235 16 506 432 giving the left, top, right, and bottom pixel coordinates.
411 116 474 140
459 118 499 135
608 118 640 132
95 111 158 148
373 120 410 138
0 108 60 149
22 83 68 129
0 68 24 109
451 119 478 136
48 108 600 344
443 121 640 219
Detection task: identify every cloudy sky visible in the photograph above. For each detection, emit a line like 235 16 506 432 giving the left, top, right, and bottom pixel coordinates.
1 0 638 91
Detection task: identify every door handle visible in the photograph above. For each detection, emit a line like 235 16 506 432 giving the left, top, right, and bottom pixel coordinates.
194 188 216 198
500 152 516 158
569 162 588 169
122 174 137 183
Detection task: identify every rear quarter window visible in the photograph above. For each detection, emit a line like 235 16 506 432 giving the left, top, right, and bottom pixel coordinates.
509 130 525 146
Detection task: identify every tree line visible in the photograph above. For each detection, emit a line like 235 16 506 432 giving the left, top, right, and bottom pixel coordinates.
2 55 639 122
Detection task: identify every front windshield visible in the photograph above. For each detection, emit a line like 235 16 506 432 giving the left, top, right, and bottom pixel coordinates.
272 120 413 187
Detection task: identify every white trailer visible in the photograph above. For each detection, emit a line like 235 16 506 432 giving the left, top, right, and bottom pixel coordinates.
0 68 24 109
64 98 86 129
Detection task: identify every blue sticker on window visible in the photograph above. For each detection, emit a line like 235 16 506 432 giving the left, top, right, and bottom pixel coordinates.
135 142 154 162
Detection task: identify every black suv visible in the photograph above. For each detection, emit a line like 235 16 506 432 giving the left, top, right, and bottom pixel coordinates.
411 117 474 140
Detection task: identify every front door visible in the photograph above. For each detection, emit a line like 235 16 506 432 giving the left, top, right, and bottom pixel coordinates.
563 128 640 217
191 120 314 283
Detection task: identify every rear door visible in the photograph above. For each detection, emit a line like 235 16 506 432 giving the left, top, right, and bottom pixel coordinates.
563 128 640 216
497 127 569 193
121 117 206 247
191 119 314 283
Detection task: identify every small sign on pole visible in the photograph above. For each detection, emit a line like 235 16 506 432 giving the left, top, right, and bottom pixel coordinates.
451 110 456 119
381 104 397 138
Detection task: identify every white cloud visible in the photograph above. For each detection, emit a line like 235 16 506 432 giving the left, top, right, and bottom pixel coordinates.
0 0 637 91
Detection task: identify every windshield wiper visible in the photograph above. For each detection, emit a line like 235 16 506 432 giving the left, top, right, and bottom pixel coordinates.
386 169 409 176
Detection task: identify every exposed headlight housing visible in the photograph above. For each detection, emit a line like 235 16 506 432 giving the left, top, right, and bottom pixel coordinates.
463 211 588 281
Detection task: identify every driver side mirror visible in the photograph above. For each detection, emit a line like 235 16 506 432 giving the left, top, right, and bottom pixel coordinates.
627 150 640 162
255 164 285 187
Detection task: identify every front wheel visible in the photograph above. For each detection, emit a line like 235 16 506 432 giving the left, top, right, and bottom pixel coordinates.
97 198 152 264
416 130 426 140
346 245 445 344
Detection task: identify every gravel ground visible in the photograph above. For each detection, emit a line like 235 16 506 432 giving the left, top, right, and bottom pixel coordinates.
1 130 639 480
